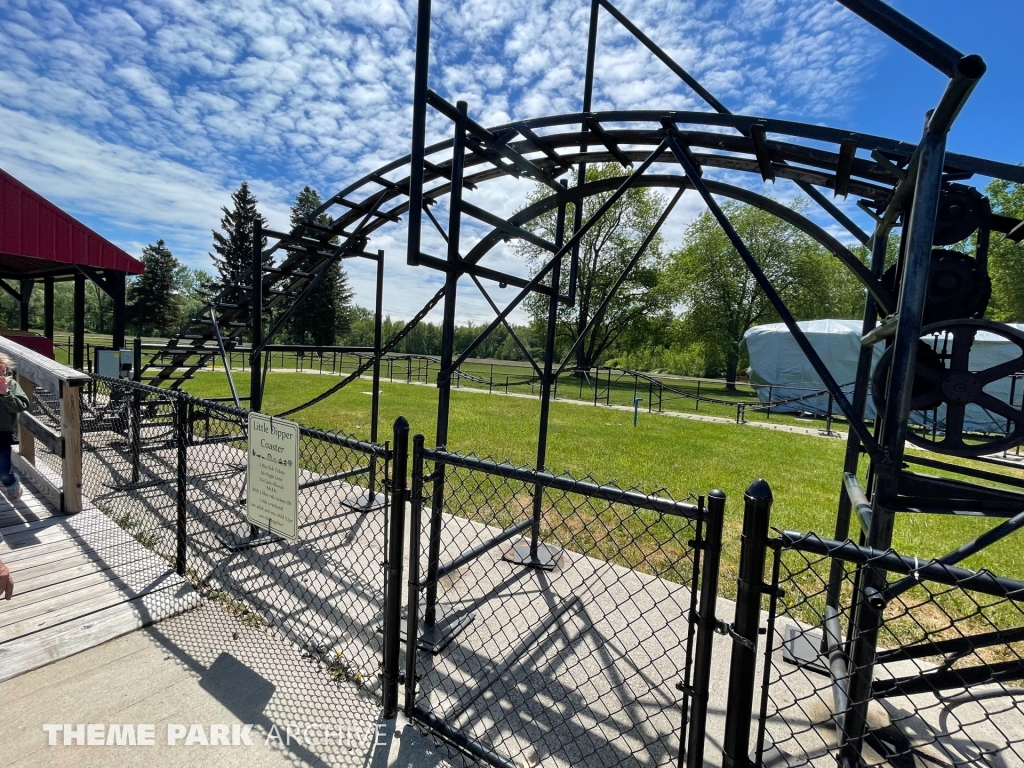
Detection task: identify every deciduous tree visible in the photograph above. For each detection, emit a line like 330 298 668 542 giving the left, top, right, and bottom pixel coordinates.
985 179 1024 322
670 199 864 388
517 164 676 371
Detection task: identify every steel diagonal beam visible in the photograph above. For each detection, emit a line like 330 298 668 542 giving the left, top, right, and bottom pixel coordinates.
441 140 668 376
585 116 634 168
664 130 881 455
516 124 574 172
795 181 870 244
551 187 685 380
428 90 563 189
274 287 447 419
597 0 729 114
834 0 965 76
598 0 876 246
461 201 559 253
469 275 544 379
208 306 241 409
251 245 348 356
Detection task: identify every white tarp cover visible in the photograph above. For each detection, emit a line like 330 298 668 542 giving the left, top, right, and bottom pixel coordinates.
741 319 1024 433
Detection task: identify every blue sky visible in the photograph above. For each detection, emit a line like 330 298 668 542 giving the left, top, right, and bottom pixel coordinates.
0 0 1020 323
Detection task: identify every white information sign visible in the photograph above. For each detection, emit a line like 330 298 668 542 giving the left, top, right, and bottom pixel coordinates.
246 412 300 541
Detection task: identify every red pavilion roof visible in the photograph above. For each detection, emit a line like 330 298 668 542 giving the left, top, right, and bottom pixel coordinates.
0 167 144 276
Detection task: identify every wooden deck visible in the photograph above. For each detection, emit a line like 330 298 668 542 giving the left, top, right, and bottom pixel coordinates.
0 473 200 682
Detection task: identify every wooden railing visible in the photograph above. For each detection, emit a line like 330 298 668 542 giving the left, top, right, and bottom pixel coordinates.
0 336 91 514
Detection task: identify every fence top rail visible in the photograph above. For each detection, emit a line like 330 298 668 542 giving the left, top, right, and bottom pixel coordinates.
777 530 1024 601
95 375 391 458
0 335 91 392
174 388 390 457
423 446 702 519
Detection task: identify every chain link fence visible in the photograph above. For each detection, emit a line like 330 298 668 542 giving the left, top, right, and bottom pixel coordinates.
68 376 393 692
400 439 724 768
28 373 1024 767
747 529 1024 768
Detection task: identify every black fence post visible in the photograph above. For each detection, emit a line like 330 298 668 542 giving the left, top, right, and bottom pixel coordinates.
174 395 188 577
686 489 725 768
130 385 142 485
722 479 773 768
404 433 425 717
383 416 409 719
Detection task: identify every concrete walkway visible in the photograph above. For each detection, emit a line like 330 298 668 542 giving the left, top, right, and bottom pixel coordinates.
0 600 448 768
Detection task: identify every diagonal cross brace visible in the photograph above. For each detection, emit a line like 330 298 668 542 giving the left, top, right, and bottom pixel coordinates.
440 139 669 377
551 187 685 380
664 129 881 456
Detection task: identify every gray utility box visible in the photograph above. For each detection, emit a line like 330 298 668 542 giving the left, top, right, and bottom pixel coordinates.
96 348 133 379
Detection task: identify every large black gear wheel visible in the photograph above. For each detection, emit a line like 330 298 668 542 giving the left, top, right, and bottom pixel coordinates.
872 319 1024 457
882 249 991 326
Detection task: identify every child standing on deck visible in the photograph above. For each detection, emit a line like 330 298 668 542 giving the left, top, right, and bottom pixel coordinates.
0 360 29 500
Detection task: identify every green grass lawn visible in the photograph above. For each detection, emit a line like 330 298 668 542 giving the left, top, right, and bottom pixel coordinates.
184 370 1024 588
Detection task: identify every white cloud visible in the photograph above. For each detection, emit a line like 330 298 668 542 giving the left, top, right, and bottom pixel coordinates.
0 0 890 323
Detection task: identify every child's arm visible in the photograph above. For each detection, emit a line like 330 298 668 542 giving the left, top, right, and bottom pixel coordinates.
0 377 29 414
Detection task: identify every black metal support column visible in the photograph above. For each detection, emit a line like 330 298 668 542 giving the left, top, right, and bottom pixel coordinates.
382 416 409 719
405 0 432 269
371 250 384 444
569 0 600 306
686 489 725 768
175 395 188 577
404 433 425 717
73 272 85 371
43 276 54 340
825 227 889 622
722 479 773 768
363 249 386 511
505 185 567 571
19 279 33 331
250 220 264 412
841 127 948 766
111 271 126 350
425 100 467 628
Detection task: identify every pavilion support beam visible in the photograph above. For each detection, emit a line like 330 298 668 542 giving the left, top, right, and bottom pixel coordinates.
19 279 33 331
111 271 126 350
43 277 54 340
73 273 85 371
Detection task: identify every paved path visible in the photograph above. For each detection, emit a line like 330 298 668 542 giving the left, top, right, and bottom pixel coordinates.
0 600 446 768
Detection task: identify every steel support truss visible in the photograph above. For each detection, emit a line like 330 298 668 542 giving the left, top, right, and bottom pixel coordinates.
172 1 1024 763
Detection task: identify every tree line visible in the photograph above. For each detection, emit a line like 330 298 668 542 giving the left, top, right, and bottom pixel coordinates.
7 168 1019 385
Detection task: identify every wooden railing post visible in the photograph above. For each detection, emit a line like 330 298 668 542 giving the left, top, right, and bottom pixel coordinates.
61 384 82 514
17 374 35 466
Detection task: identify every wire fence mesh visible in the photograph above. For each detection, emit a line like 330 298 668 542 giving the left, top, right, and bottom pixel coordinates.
404 444 719 768
756 532 1024 768
74 376 393 695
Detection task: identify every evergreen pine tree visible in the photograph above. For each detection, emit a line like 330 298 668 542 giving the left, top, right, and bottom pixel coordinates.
286 186 354 346
127 240 181 337
210 181 268 301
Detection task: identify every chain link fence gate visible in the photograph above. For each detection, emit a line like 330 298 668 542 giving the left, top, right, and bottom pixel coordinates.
719 481 1024 768
69 376 394 692
385 430 725 768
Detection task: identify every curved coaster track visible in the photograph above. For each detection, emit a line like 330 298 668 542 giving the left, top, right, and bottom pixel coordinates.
133 1 1024 766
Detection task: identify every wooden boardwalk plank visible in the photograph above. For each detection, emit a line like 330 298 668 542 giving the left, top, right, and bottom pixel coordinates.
3 555 176 613
0 583 200 683
0 564 183 641
0 471 198 682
